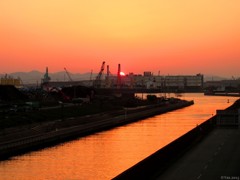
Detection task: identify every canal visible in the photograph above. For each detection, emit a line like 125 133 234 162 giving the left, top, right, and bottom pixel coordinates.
0 93 238 180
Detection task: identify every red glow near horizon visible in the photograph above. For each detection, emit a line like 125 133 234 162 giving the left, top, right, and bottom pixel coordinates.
0 1 240 77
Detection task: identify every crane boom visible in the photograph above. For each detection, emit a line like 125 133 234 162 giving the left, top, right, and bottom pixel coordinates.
93 61 105 88
64 68 73 82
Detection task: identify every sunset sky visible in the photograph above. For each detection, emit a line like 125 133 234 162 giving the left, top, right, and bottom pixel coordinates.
0 0 240 77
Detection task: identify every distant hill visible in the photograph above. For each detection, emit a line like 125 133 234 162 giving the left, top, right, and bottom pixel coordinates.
0 71 96 85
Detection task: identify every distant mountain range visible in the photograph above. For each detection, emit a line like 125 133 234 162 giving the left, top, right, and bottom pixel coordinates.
0 71 95 85
0 71 229 85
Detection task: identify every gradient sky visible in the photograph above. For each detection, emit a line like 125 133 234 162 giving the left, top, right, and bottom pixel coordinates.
0 0 240 77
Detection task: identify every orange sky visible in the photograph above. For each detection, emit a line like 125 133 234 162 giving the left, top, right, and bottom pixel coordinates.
0 0 240 77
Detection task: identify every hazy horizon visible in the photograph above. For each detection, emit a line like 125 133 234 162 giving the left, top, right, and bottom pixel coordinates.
0 70 234 85
0 69 233 77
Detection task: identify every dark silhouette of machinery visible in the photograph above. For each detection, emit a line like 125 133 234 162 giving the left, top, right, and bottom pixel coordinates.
64 68 73 82
49 87 71 101
41 67 51 84
93 61 105 88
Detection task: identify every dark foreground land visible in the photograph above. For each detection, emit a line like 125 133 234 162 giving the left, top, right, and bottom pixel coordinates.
0 86 193 160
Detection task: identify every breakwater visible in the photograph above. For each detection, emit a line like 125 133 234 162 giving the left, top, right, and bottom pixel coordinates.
0 100 193 160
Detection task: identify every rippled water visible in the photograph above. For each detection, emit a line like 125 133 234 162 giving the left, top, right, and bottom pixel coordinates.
0 93 238 180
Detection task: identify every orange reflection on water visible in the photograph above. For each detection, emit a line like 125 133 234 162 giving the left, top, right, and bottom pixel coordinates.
0 93 238 180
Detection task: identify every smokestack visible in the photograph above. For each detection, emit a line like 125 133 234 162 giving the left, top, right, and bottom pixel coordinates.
117 64 121 76
117 64 121 88
107 65 110 77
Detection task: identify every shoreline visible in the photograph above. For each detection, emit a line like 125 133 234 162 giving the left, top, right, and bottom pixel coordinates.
0 100 193 160
113 99 240 180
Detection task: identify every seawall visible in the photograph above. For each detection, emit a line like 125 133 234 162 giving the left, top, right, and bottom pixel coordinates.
113 116 215 180
113 100 240 180
0 100 193 160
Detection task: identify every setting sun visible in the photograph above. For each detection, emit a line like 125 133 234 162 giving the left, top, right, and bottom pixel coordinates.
120 72 125 76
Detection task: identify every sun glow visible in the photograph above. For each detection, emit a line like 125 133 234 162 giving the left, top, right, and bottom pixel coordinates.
120 72 125 76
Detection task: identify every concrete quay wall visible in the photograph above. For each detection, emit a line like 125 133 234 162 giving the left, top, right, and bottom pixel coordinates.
0 100 193 160
114 99 240 179
113 116 216 180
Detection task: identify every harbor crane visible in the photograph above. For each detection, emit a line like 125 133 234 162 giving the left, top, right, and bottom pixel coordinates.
93 61 105 88
64 67 73 82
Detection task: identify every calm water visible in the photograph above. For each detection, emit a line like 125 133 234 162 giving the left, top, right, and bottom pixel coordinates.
0 93 238 180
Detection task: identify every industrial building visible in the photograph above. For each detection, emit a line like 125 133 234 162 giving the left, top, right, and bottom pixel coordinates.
204 79 240 92
0 75 22 88
40 63 204 92
105 72 204 91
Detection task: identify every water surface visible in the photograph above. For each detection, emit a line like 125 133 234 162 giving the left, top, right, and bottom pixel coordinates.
0 93 238 180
